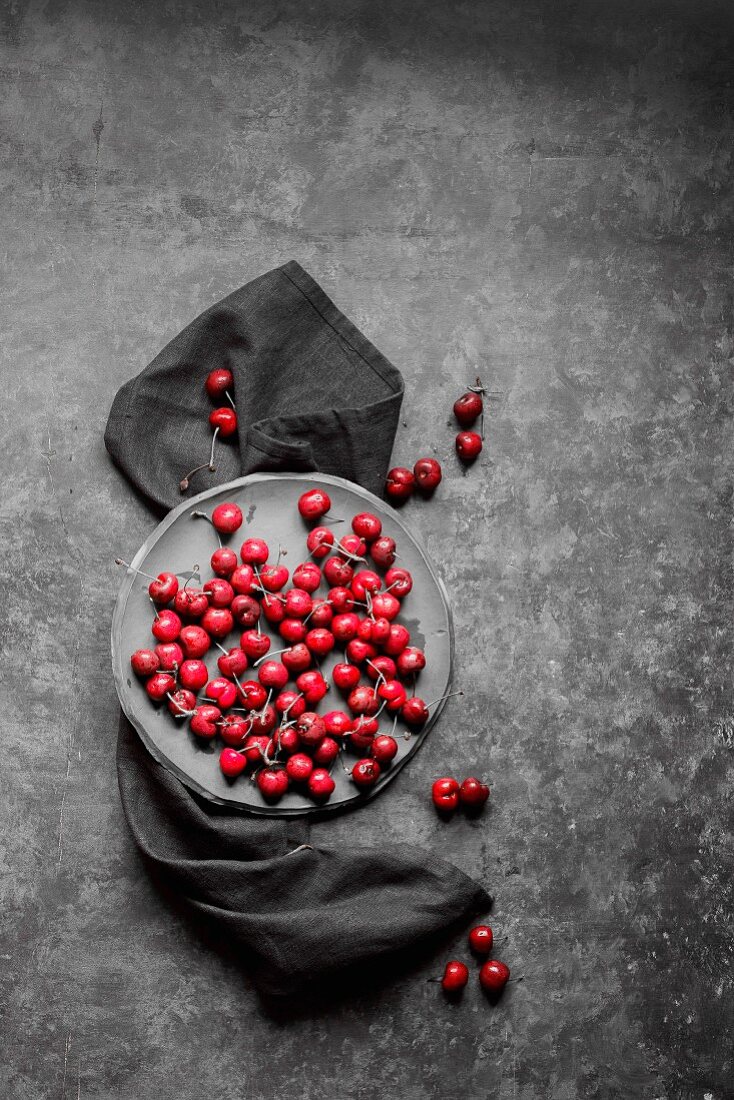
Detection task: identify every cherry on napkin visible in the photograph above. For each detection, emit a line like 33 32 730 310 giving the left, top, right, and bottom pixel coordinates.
106 261 490 997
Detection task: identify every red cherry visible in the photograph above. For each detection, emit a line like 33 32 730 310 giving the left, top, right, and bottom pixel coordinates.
219 714 250 747
338 533 366 559
347 685 379 716
242 733 270 765
413 457 442 493
345 639 377 666
211 501 243 534
261 593 286 624
313 736 339 766
286 752 314 783
131 649 159 677
219 747 247 779
292 562 321 593
275 689 306 719
332 612 360 643
205 368 233 400
305 628 334 657
453 390 482 427
478 960 511 995
217 646 248 678
456 430 482 462
396 646 426 677
204 677 238 709
369 536 396 569
240 629 270 660
179 658 209 691
256 768 289 801
468 925 494 955
238 680 267 710
280 617 307 644
154 642 184 671
240 538 269 566
231 594 260 627
308 599 333 627
441 960 469 994
349 716 378 752
295 669 329 705
323 557 353 587
365 655 396 682
370 592 400 620
384 567 413 599
173 587 209 618
352 512 382 542
359 616 390 646
284 588 312 618
209 407 238 437
259 564 290 593
459 776 490 809
297 488 331 522
190 704 221 738
306 526 334 559
151 609 182 643
401 696 429 726
377 679 407 712
371 734 398 765
281 643 312 674
384 623 410 656
210 546 238 577
352 758 381 789
200 607 234 638
258 660 289 690
276 725 300 754
145 671 176 702
295 711 326 747
385 467 415 503
230 564 256 595
179 624 211 659
327 586 355 614
203 578 234 608
250 704 277 735
308 768 336 801
323 710 352 738
167 688 196 717
148 571 179 604
432 776 460 812
333 662 361 691
351 569 381 601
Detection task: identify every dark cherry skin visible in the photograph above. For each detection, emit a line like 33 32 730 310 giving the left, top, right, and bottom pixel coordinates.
286 752 314 783
371 734 398 765
189 704 222 738
211 501 243 534
292 562 321 592
203 578 234 608
385 466 414 503
219 747 248 779
230 564 257 594
257 660 289 690
441 960 469 994
296 711 327 747
306 526 334 559
154 642 184 671
478 960 511 995
370 536 396 569
332 662 361 691
145 671 176 702
413 457 442 493
217 647 248 678
238 679 267 710
205 367 233 400
231 594 260 627
459 776 490 808
148 571 179 604
151 609 182 643
352 757 381 789
432 776 460 812
200 607 234 639
209 407 238 437
397 646 426 676
219 714 251 747
174 587 209 618
313 736 339 766
211 546 238 577
351 512 382 542
281 643 312 674
240 629 271 660
298 488 331 521
295 670 329 705
456 430 482 462
179 658 209 691
240 538 269 566
469 925 494 955
384 567 413 599
453 390 482 427
179 624 211 659
131 649 159 677
167 688 196 717
308 768 336 801
256 768 290 801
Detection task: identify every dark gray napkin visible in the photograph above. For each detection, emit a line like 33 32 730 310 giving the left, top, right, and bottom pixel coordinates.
106 260 490 997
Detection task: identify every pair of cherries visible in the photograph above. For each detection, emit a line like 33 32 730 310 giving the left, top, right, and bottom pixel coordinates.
453 379 485 463
180 368 239 492
440 924 511 998
385 458 442 504
431 775 489 813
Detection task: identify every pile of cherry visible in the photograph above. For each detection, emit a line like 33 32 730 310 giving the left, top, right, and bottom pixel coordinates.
123 486 476 807
438 924 513 999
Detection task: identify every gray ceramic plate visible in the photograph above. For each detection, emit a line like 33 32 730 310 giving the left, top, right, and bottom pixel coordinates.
111 472 453 815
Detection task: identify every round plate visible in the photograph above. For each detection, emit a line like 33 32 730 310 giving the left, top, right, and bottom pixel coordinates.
111 472 453 815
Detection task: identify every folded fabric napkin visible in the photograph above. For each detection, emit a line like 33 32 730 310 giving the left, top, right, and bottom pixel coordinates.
106 260 490 996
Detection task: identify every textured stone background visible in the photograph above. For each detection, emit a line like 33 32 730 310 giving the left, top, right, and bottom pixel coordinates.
1 0 732 1097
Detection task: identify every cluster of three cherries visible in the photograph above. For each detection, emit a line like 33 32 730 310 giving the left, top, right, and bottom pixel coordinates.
439 924 512 999
180 368 239 492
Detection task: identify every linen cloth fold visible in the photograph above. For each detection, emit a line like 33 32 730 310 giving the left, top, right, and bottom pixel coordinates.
106 260 490 996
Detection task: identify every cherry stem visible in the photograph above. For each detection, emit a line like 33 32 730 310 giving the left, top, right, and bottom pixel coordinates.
183 566 201 590
148 595 161 620
115 558 158 583
192 511 222 546
366 660 386 689
166 694 194 718
425 690 464 709
224 390 236 411
467 376 486 395
254 648 287 667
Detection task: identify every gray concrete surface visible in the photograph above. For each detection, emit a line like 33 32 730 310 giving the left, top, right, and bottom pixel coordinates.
1 1 732 1097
